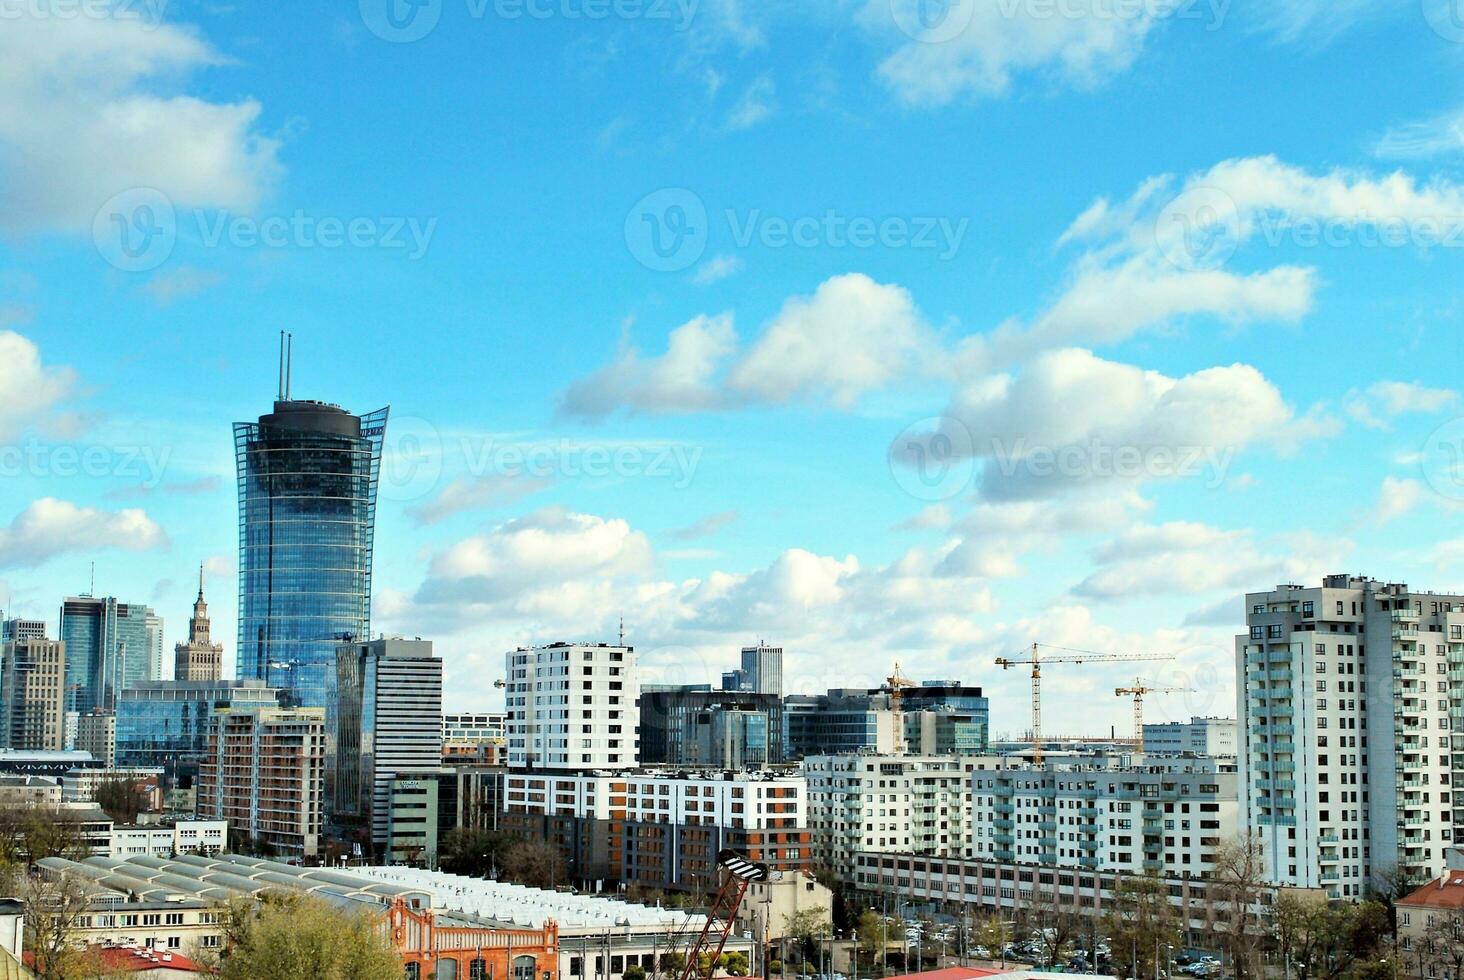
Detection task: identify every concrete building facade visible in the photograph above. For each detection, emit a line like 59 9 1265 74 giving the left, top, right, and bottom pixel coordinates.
1142 717 1238 757
0 636 66 751
505 643 638 770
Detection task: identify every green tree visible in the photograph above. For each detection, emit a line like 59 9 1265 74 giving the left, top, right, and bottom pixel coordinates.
1105 874 1181 980
625 965 648 980
215 894 400 980
782 907 831 965
973 914 1012 965
94 779 147 825
1270 894 1392 980
723 951 750 976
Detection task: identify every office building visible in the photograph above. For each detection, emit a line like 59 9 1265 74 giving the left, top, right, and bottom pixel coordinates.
116 679 282 787
803 754 978 870
144 610 165 684
60 597 158 713
75 710 116 767
969 755 1239 877
0 636 66 751
1143 717 1238 757
443 712 506 744
383 773 440 866
196 705 326 858
1 619 46 642
1238 576 1464 898
722 644 784 698
640 687 782 767
174 568 224 682
501 768 810 890
109 819 228 858
505 642 637 769
334 637 443 853
234 355 388 713
783 682 990 759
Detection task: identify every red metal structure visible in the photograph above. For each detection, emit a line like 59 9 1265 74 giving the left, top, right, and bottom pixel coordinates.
676 850 770 980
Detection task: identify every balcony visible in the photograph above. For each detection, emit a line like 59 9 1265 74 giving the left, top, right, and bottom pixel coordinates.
1079 856 1101 868
994 849 1015 861
994 803 1015 815
1143 859 1164 873
993 818 1014 831
994 833 1015 846
1038 805 1058 816
1039 820 1058 832
1078 839 1100 851
1318 833 1339 843
1078 822 1101 834
1079 806 1100 818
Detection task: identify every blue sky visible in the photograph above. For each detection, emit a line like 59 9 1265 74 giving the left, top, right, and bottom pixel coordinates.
3 0 1464 735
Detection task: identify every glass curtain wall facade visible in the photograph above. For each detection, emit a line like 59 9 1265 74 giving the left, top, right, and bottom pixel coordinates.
234 400 387 713
59 597 157 714
116 679 282 787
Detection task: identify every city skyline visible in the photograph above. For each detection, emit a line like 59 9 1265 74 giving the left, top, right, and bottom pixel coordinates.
3 2 1464 738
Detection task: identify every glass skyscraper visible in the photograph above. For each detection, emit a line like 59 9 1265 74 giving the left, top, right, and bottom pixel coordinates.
234 396 388 713
115 678 282 787
59 596 159 714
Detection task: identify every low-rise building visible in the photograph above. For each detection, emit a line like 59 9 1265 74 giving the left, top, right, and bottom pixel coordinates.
735 870 834 942
109 820 227 859
1141 718 1237 757
0 775 60 808
75 711 117 769
1397 847 1464 980
502 768 810 890
62 768 164 811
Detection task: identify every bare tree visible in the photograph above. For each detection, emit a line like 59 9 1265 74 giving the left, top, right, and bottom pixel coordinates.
21 870 98 980
498 836 568 890
1423 912 1464 980
1031 885 1083 969
1208 835 1267 980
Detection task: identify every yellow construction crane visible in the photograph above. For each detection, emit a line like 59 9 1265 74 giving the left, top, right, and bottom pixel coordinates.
995 643 1175 765
1115 678 1195 744
886 662 917 754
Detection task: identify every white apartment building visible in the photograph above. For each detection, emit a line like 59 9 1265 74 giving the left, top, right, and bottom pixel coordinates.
443 712 506 743
969 756 1239 877
1237 576 1464 898
506 642 638 769
801 754 976 869
110 820 227 858
1143 717 1238 757
503 768 807 829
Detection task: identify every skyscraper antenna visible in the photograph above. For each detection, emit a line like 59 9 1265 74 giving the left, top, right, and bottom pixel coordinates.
198 562 205 598
88 561 94 598
278 330 286 400
619 616 625 645
285 333 293 400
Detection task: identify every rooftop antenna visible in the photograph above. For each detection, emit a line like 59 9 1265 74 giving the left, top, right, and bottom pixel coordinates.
277 330 285 400
618 616 625 645
285 333 293 400
87 561 95 598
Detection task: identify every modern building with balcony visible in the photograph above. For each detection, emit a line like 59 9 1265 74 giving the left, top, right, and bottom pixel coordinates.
1236 575 1464 898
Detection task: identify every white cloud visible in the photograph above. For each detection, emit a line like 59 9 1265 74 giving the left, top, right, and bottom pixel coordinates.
725 76 776 131
914 347 1320 501
0 331 79 440
728 274 936 408
1374 476 1426 525
0 497 168 569
936 493 1147 578
1253 0 1395 44
692 254 743 285
868 0 1163 107
0 12 281 232
1374 108 1464 160
669 510 739 541
558 313 738 418
1073 521 1350 599
1345 381 1458 430
408 472 553 526
142 265 225 306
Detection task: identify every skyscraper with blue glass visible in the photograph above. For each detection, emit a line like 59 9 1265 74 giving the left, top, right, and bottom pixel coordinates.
59 596 159 714
234 361 388 716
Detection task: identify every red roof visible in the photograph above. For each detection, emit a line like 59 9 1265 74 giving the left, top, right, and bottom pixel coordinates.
880 969 1006 980
1399 873 1464 911
26 947 210 974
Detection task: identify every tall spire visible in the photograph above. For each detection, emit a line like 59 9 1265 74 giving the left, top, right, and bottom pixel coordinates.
198 562 205 600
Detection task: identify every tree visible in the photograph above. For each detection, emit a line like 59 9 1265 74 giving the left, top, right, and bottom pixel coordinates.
440 827 514 877
1105 874 1181 980
1031 885 1083 968
1270 894 1392 980
1422 912 1464 980
214 894 400 980
723 951 750 976
625 966 648 980
972 915 1012 965
21 870 100 980
94 779 147 825
498 837 567 890
782 907 831 966
657 951 687 980
1208 835 1268 980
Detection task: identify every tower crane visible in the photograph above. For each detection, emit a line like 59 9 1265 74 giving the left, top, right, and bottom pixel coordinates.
886 662 917 754
675 850 770 980
1114 678 1195 744
995 643 1175 765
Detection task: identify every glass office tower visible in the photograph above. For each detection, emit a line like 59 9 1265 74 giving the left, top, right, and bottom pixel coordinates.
234 397 388 713
116 678 282 787
59 596 158 714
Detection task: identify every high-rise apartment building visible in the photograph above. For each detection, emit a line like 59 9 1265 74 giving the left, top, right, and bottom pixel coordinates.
722 644 784 698
234 356 387 713
196 705 326 858
1237 575 1464 898
59 597 157 713
116 678 282 786
144 611 164 683
174 569 224 682
75 710 116 767
0 637 66 751
505 643 638 769
334 637 443 852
